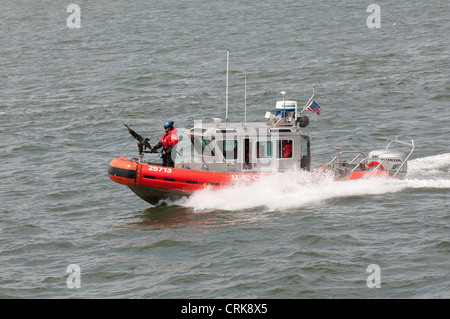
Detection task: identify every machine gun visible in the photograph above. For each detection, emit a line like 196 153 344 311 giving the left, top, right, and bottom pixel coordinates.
123 124 154 159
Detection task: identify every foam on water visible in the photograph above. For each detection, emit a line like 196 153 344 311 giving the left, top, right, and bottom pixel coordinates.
408 153 450 179
175 154 450 212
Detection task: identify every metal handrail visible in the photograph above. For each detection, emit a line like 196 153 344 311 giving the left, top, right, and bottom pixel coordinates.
348 157 389 176
321 151 366 172
346 138 414 178
385 137 415 178
347 152 367 164
321 137 415 179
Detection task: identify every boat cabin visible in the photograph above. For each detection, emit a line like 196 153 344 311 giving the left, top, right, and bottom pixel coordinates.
176 102 312 173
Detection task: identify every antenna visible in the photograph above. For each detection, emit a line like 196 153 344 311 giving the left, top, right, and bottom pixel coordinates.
281 91 286 118
244 72 247 124
225 49 229 122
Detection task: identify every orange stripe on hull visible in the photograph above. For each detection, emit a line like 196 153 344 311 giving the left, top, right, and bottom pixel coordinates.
109 158 392 196
108 157 263 193
108 157 138 187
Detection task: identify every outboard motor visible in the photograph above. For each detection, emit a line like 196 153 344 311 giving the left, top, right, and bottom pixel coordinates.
367 149 408 179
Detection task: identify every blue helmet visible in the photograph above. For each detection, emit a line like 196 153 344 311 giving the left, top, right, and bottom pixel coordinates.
164 121 174 129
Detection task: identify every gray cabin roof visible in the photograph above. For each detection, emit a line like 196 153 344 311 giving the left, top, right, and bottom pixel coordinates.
183 119 307 138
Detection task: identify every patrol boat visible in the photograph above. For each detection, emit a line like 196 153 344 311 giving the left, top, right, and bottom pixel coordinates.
108 91 415 205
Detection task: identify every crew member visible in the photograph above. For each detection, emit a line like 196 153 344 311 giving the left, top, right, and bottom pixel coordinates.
151 121 178 167
282 140 292 158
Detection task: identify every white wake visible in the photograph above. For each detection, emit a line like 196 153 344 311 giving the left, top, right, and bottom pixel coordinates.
173 154 450 212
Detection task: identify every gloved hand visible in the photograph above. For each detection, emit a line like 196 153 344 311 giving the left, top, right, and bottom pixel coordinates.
162 148 172 156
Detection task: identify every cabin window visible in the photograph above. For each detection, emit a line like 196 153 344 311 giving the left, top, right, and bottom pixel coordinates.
191 136 215 156
190 128 207 133
276 139 293 158
269 128 292 133
244 138 251 167
217 139 238 160
256 141 272 158
216 129 237 134
302 137 309 157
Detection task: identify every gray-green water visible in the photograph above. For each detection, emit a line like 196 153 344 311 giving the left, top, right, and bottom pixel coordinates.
1 0 449 298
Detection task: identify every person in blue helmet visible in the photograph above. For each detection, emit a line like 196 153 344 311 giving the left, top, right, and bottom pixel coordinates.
151 121 178 167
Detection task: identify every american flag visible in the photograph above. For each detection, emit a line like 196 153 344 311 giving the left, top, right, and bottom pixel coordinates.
306 101 321 116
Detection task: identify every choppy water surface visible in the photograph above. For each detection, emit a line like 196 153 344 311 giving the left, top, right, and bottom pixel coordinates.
1 0 449 298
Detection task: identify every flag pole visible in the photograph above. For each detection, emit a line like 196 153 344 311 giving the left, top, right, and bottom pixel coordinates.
300 86 315 114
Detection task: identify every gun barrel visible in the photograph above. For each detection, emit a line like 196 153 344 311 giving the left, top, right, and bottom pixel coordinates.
124 124 152 150
124 124 142 141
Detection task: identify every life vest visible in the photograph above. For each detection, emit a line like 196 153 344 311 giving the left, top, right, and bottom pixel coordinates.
160 128 178 149
283 143 292 158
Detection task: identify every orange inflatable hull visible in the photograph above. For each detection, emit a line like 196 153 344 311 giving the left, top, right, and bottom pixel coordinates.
108 157 390 204
108 157 262 204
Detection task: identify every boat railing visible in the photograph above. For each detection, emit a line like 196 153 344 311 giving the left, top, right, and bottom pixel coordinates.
385 137 415 178
323 153 389 178
322 151 366 171
347 157 389 176
322 137 414 178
